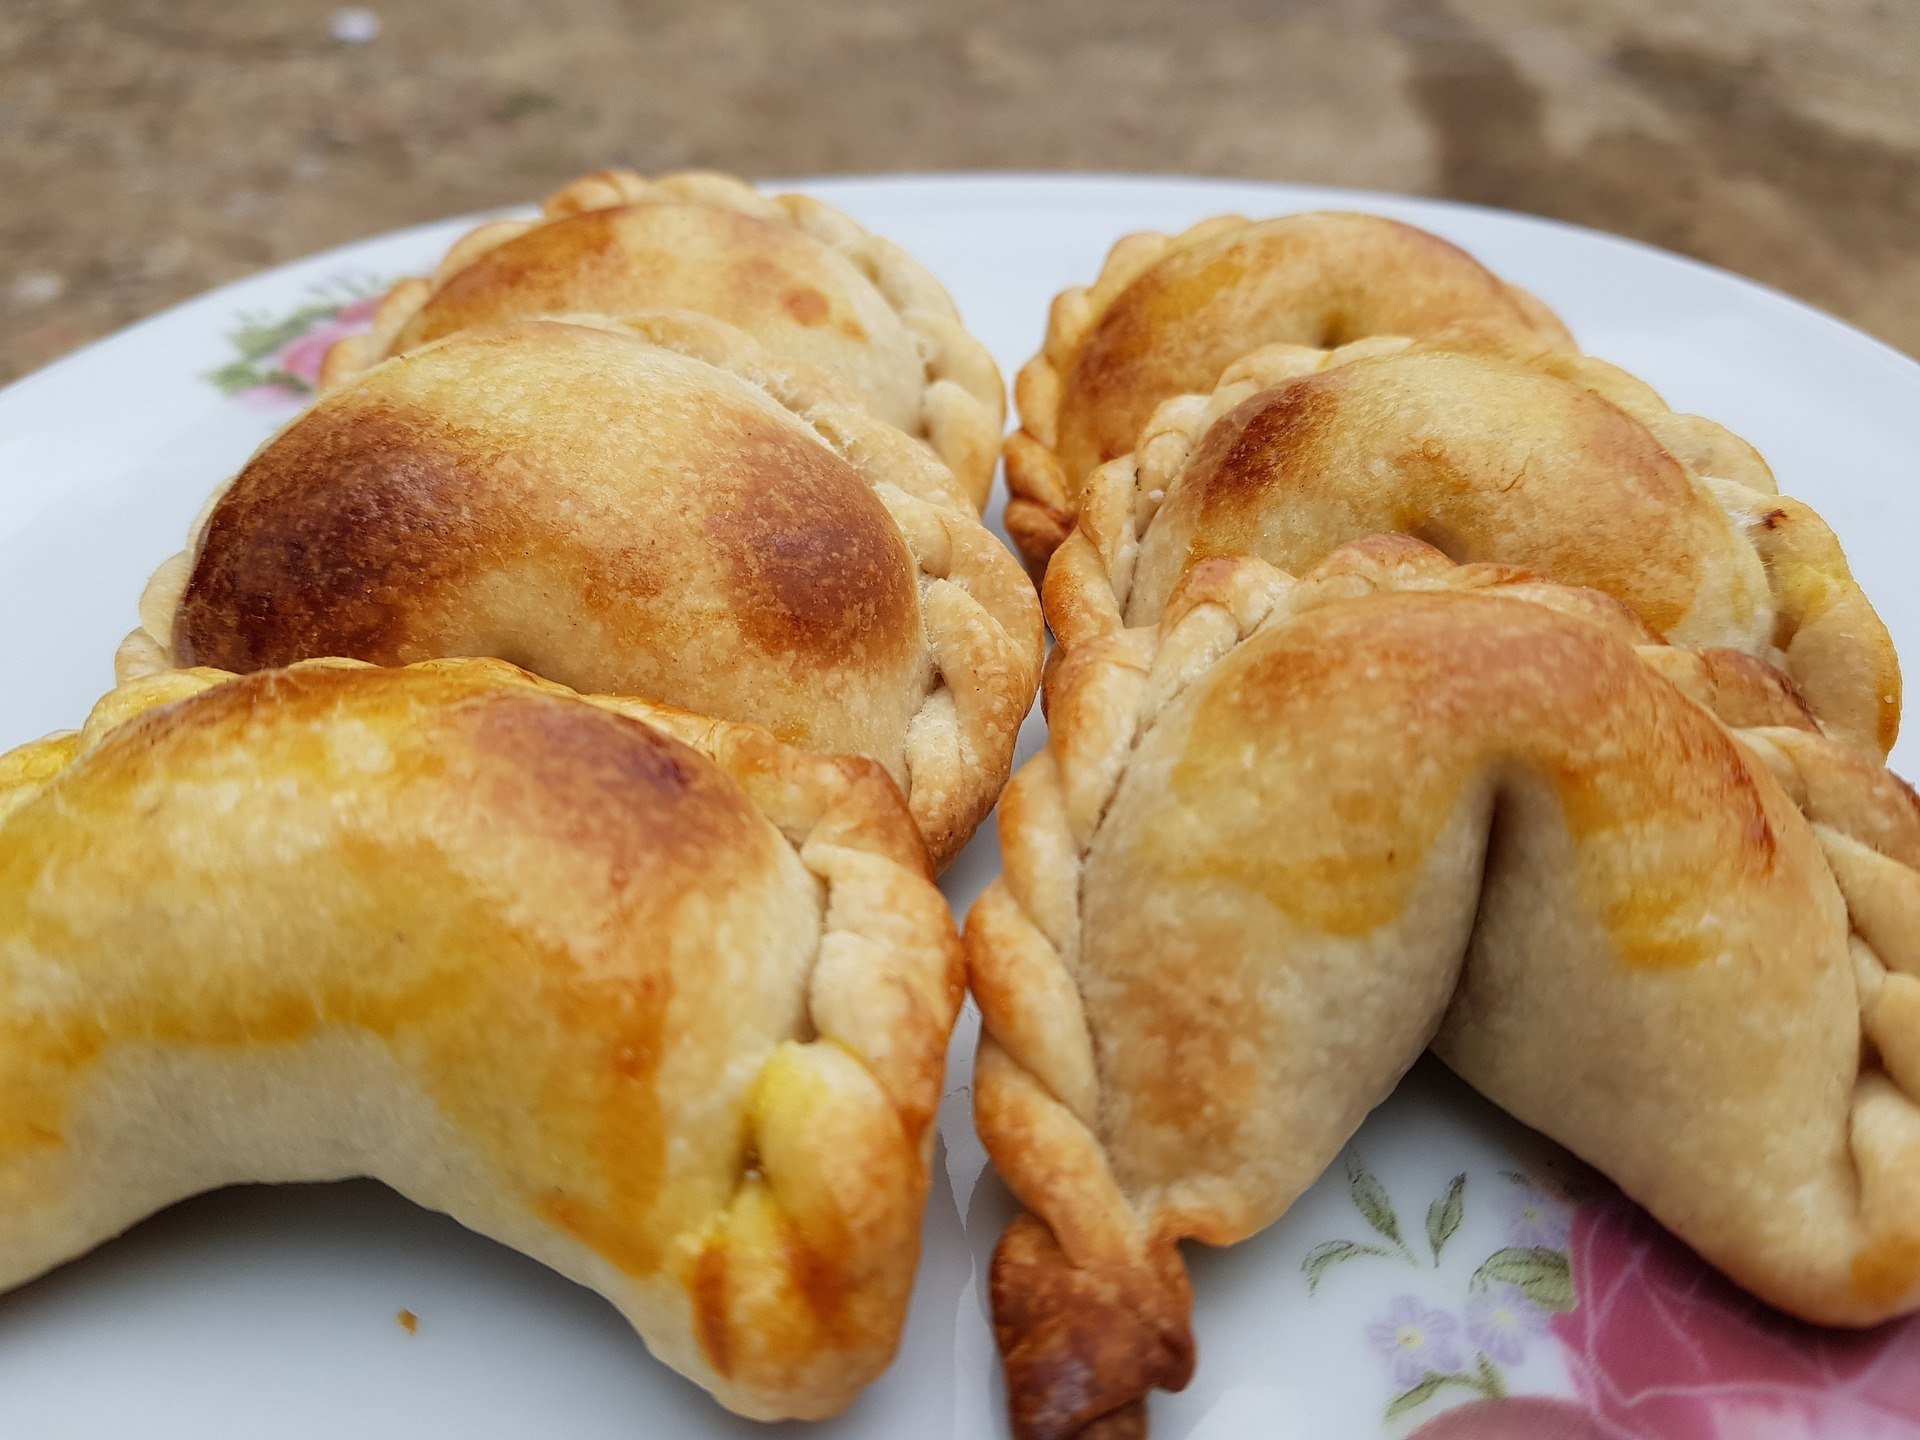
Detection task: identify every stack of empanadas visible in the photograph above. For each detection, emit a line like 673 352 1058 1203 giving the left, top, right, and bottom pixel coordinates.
0 173 1036 1422
119 304 1038 866
1002 211 1574 570
5 184 1918 1433
974 216 1919 1437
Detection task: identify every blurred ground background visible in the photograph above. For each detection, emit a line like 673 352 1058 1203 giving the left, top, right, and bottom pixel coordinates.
4 0 1918 381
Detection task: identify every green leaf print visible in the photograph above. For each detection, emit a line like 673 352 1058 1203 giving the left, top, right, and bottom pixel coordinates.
1469 1246 1575 1312
1301 1239 1396 1292
1346 1157 1410 1254
1426 1174 1466 1262
1384 1373 1449 1421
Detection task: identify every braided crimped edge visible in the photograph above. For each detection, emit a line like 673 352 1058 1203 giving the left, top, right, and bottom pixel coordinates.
0 654 963 1420
317 169 1006 512
1001 213 1574 573
971 535 1920 1435
117 310 1042 872
1042 333 1899 756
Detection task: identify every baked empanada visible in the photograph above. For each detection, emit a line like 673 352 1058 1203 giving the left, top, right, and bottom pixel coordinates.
0 657 961 1422
971 538 1920 1438
321 170 1006 510
1003 211 1574 568
1047 336 1899 754
120 312 1042 868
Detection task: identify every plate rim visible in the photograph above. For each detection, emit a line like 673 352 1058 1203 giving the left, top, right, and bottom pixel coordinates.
5 169 1916 420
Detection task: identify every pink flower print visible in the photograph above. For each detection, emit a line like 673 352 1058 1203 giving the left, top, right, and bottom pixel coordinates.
1552 1185 1920 1439
1498 1177 1572 1251
273 315 361 387
1369 1295 1465 1389
1466 1286 1548 1367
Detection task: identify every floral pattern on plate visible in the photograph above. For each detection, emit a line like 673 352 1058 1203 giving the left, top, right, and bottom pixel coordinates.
1307 1152 1920 1439
204 279 386 411
1307 1160 1576 1423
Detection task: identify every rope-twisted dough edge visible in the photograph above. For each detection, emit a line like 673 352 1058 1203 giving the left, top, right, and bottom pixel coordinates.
0 654 964 1421
318 169 1007 512
969 534 1920 1439
1001 213 1574 573
117 309 1043 872
1043 331 1898 756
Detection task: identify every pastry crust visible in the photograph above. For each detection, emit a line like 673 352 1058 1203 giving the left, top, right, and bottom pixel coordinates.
321 170 1006 511
0 656 962 1422
1004 212 1574 570
1045 335 1899 754
972 537 1920 1438
120 312 1042 869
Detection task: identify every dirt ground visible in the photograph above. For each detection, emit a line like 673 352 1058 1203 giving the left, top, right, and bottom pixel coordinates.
4 0 1919 381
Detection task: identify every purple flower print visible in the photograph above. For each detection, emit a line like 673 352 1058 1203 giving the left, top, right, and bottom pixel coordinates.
1466 1285 1549 1366
1498 1178 1572 1251
1368 1295 1465 1389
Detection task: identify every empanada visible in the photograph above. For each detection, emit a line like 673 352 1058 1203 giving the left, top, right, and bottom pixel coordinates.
1047 336 1899 754
120 312 1042 868
971 538 1920 1438
1003 211 1574 568
0 656 961 1422
321 170 1006 510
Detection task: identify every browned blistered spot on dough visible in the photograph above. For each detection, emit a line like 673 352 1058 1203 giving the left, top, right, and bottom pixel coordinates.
175 399 501 672
1163 591 1776 962
175 344 920 696
1183 380 1339 507
1852 1230 1920 1309
989 1212 1193 1440
400 204 872 356
1171 379 1340 572
702 414 921 662
690 1233 735 1377
402 207 630 348
784 286 830 325
467 687 757 878
1146 351 1708 637
781 1209 856 1344
686 1197 860 1382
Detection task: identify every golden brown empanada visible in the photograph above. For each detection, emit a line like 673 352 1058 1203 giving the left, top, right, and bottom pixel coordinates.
120 312 1042 868
1046 336 1899 754
971 538 1920 1438
1003 211 1574 568
321 170 1006 510
0 656 961 1422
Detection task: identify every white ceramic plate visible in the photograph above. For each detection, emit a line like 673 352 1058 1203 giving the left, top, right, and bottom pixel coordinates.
4 175 1920 1440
